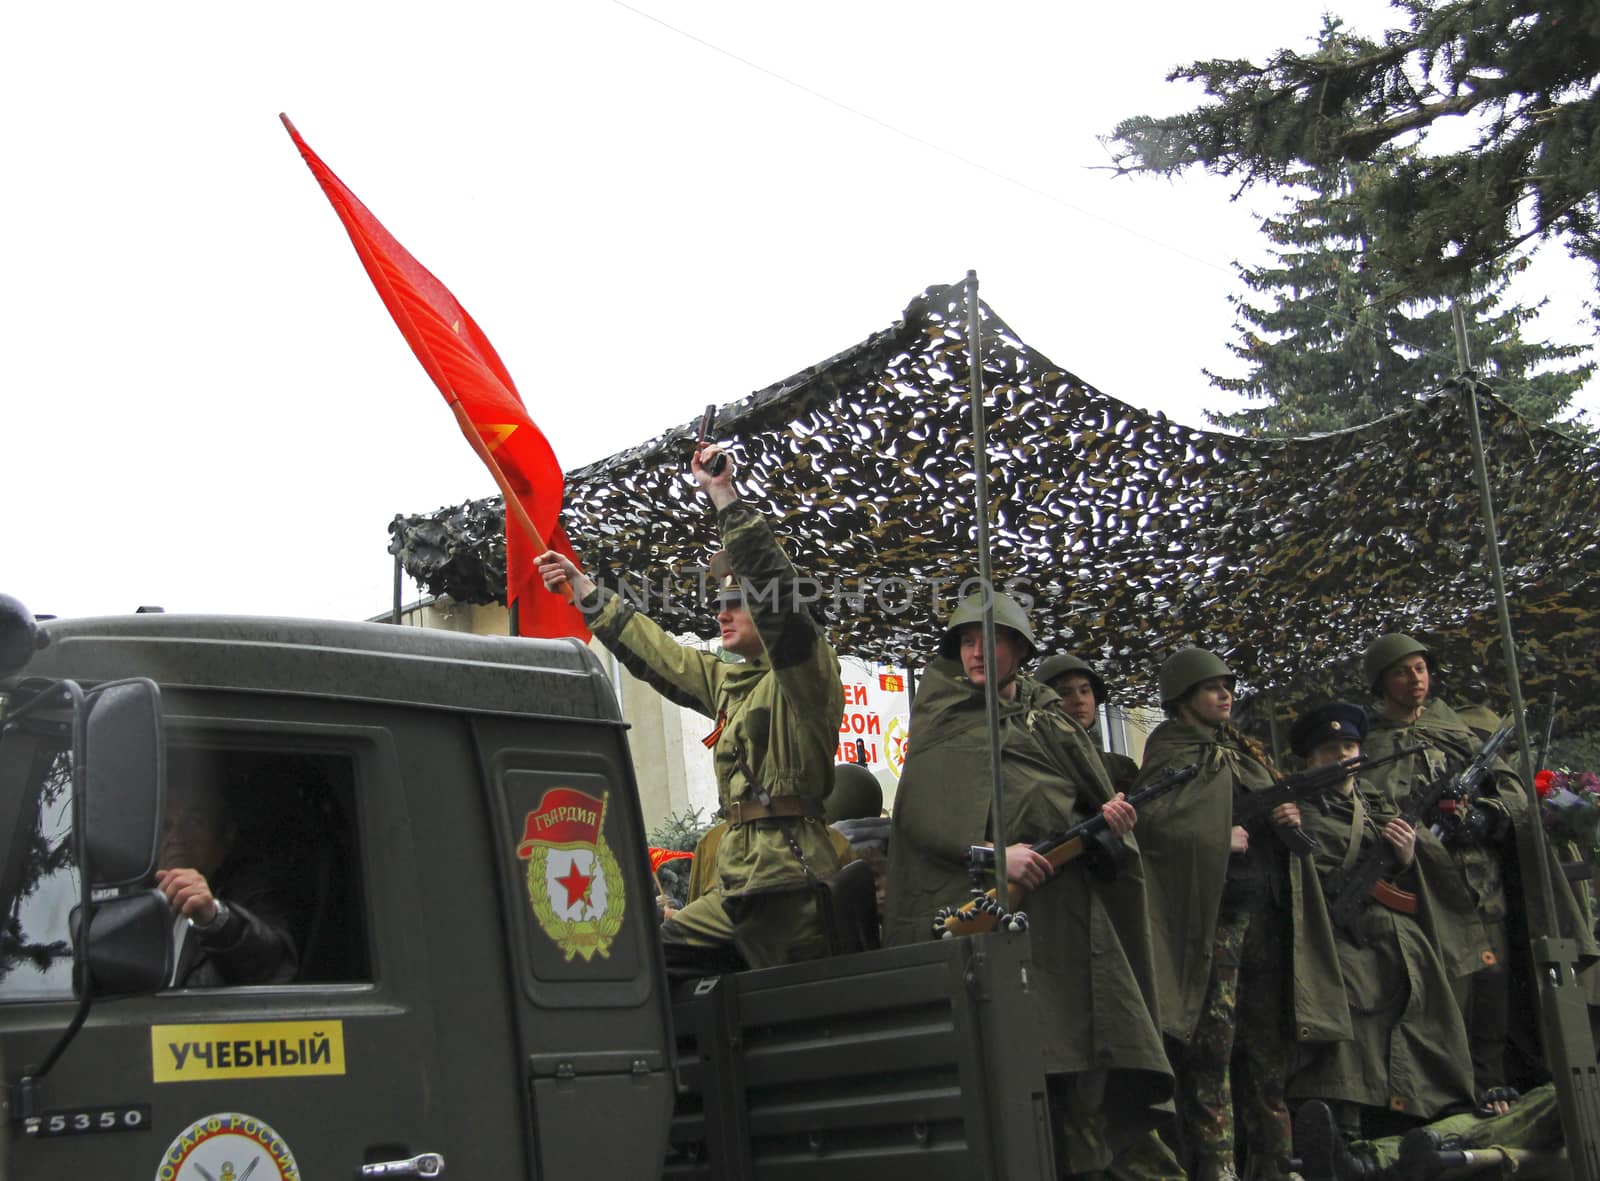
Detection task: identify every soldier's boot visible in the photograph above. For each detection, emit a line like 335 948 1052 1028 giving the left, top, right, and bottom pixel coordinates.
1292 1101 1386 1181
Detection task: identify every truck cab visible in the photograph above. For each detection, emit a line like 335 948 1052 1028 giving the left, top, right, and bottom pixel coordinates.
0 610 1053 1180
0 612 676 1179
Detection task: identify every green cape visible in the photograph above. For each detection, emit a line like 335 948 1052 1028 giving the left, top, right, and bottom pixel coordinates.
1134 718 1351 1047
883 660 1174 1134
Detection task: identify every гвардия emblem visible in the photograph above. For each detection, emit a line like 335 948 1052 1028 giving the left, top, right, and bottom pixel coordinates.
517 787 624 961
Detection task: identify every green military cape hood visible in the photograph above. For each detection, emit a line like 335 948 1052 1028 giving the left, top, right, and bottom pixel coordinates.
1134 719 1351 1048
883 659 1174 1131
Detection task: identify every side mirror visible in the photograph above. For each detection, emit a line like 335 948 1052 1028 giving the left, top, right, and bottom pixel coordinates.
78 678 165 890
0 593 42 677
71 890 172 997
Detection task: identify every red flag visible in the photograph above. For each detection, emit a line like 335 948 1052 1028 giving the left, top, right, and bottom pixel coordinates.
648 847 695 874
281 114 589 640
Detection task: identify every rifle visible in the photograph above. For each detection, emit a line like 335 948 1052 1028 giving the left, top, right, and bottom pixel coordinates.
933 762 1200 939
1233 745 1426 856
1325 722 1515 945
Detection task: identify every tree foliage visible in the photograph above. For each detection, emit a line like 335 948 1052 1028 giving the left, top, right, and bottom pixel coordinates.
1107 2 1600 303
1551 730 1600 775
646 807 712 907
1207 153 1594 436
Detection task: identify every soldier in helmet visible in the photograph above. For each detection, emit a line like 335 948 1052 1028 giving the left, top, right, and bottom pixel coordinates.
1132 648 1348 1181
1039 652 1139 792
537 443 843 976
883 589 1183 1179
825 761 883 826
1357 633 1596 1112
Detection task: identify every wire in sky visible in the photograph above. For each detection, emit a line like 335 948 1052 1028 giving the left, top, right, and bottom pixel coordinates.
609 0 1592 424
609 0 1227 275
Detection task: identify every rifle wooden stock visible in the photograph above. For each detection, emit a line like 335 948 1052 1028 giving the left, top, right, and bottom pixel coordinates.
934 763 1200 939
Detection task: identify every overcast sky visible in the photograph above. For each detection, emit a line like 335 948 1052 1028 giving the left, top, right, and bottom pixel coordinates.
6 1 1594 624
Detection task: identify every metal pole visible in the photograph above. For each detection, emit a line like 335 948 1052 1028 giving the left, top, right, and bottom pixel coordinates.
392 548 404 626
966 271 1011 905
1453 303 1600 1181
1451 306 1547 905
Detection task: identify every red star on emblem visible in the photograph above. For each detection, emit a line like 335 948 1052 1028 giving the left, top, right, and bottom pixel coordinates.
556 857 594 909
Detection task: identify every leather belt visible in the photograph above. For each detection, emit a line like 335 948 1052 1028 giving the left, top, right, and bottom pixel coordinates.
725 797 821 826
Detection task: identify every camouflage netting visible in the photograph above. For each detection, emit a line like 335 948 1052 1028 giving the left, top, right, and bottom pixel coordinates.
389 281 1600 738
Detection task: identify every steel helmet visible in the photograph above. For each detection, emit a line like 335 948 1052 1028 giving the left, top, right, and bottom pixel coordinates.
825 762 884 823
1037 652 1107 704
1159 647 1235 708
1362 633 1431 696
937 590 1038 660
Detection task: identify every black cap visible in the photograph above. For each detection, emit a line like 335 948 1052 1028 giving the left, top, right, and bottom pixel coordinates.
1290 702 1368 759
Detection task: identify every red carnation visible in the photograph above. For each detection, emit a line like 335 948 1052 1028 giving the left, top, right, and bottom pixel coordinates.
1535 769 1556 798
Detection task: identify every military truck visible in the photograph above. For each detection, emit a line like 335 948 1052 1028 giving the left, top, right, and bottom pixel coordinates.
0 606 1057 1180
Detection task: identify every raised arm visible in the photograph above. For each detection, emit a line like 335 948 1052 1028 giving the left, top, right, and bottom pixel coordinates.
536 549 723 717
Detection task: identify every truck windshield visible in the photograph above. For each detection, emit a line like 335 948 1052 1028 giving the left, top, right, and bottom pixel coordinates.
0 739 76 1002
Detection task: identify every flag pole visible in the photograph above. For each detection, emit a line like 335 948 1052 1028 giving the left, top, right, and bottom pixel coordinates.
442 399 570 630
446 399 547 553
442 398 578 620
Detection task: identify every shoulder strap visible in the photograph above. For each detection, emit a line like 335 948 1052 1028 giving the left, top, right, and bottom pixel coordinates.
1339 792 1367 871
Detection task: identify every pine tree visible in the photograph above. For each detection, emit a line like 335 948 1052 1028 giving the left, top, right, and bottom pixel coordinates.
1106 3 1600 306
1207 154 1595 437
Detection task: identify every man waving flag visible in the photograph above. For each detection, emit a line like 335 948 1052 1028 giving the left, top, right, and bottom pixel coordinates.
281 114 588 640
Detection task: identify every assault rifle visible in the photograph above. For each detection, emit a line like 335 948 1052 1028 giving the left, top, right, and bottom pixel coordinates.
1232 745 1425 856
933 762 1200 939
1325 722 1514 946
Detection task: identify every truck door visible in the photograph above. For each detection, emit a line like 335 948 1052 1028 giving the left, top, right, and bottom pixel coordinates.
467 712 676 1180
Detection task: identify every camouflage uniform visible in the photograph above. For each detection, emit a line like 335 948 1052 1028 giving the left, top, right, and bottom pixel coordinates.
1360 1081 1565 1176
1179 900 1297 1180
583 501 844 969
